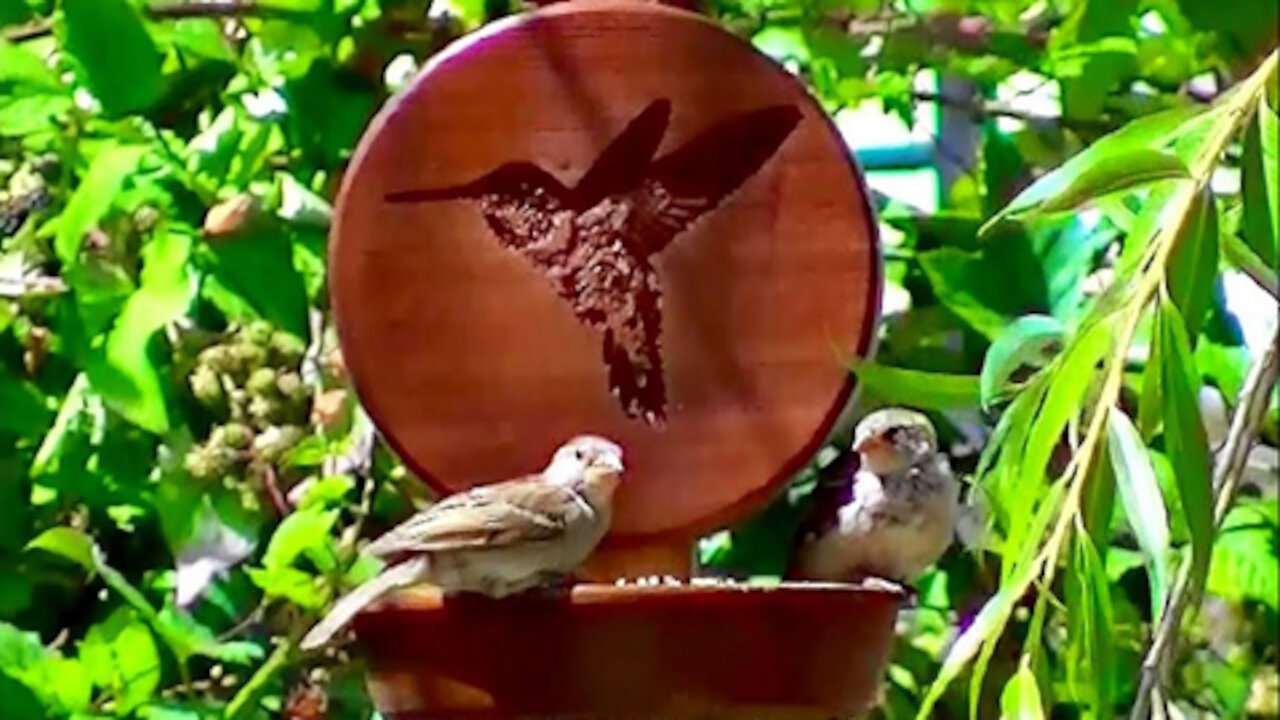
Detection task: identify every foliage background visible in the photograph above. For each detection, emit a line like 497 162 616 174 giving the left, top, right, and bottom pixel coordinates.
0 0 1276 719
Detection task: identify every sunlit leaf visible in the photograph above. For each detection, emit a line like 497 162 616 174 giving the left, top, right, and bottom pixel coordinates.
848 360 980 409
1107 411 1172 615
24 527 94 572
262 506 339 573
77 608 161 714
1206 499 1278 611
55 144 149 267
982 144 1190 234
980 314 1065 409
0 622 93 714
85 231 193 433
999 659 1046 720
1157 300 1214 614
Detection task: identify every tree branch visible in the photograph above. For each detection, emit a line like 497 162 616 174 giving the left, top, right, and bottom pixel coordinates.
1129 326 1280 720
145 1 311 20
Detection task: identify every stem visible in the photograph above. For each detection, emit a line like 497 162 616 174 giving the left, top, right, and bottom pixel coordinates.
1129 327 1280 720
224 628 300 719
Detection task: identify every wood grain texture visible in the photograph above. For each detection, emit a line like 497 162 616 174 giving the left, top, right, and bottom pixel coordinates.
330 0 881 548
355 582 902 719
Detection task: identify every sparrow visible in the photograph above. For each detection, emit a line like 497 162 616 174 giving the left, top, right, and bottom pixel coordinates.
300 435 625 650
790 408 958 587
385 99 801 426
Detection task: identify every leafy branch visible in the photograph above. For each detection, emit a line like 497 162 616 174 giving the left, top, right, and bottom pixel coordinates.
915 48 1279 719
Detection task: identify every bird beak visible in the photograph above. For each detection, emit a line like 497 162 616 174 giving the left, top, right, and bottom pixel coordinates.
594 454 625 474
853 433 891 455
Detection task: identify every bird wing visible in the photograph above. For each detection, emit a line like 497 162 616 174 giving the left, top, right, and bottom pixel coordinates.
363 477 580 558
629 104 802 256
573 99 672 209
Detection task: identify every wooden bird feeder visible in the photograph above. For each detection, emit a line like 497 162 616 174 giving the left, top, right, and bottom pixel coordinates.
329 0 893 716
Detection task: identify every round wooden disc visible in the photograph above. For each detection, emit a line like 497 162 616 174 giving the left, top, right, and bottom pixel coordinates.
330 0 880 544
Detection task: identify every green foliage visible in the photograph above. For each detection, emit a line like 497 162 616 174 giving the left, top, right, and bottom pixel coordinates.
1 0 1276 719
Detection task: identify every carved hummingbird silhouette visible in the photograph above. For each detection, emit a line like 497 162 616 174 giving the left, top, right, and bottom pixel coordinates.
385 99 802 427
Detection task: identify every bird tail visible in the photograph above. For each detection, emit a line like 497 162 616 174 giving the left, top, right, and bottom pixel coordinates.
300 555 429 651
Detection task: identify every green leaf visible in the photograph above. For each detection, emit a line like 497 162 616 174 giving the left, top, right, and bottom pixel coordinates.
1166 185 1219 341
1009 318 1114 557
1157 300 1214 613
1106 411 1172 616
1067 533 1115 719
1206 500 1278 610
196 228 309 338
56 144 149 267
24 527 94 571
245 566 328 610
848 360 980 410
0 39 62 92
262 506 338 573
293 475 355 509
0 94 74 136
61 0 163 116
982 149 1188 233
85 231 193 433
1240 68 1280 266
999 659 1045 720
77 608 161 714
0 623 93 714
917 235 1049 339
0 374 52 437
980 315 1065 409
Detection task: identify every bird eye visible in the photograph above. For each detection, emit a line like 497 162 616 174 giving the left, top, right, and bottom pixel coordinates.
574 449 586 461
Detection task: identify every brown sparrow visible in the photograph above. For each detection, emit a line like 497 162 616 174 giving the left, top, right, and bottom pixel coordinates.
300 435 624 650
791 408 958 585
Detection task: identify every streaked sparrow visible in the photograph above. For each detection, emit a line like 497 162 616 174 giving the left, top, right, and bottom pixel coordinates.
300 434 624 650
791 408 958 586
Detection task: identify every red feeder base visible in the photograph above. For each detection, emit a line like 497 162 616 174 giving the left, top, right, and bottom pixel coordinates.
353 581 904 720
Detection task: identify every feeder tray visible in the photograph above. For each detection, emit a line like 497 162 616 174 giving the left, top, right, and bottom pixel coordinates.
329 0 887 716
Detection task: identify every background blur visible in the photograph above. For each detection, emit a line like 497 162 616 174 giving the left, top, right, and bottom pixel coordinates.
0 0 1276 718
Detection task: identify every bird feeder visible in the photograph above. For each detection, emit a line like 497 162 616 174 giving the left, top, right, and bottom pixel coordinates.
329 0 893 716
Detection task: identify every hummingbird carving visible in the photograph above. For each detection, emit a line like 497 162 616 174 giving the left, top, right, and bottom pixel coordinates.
385 99 802 426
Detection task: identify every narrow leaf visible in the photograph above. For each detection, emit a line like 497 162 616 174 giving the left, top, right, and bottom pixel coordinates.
1166 185 1220 341
55 145 149 267
1107 411 1172 615
1157 301 1214 613
1241 95 1279 266
848 360 981 409
1068 533 1115 719
982 150 1189 234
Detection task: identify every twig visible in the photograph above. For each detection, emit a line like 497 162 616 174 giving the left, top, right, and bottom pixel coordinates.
912 89 1118 132
224 628 300 719
145 1 311 20
1129 326 1280 720
1 19 51 42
